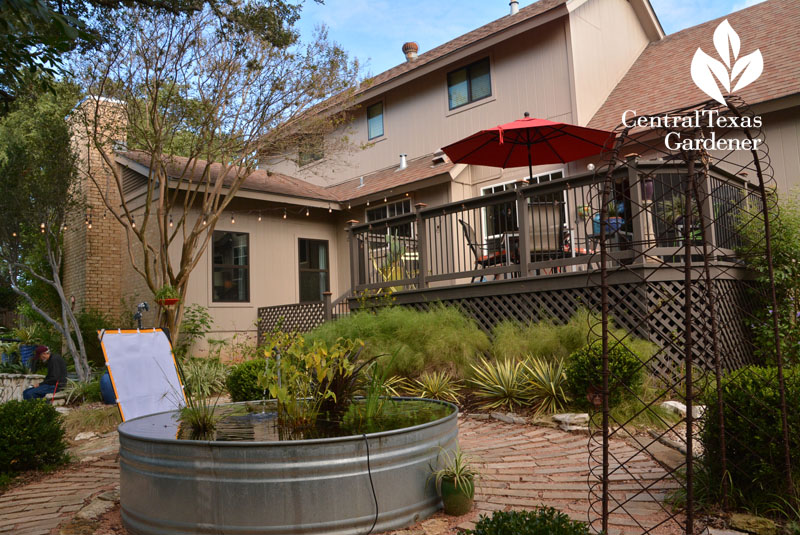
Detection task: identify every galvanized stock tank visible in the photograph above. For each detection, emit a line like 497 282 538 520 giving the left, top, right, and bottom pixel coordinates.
118 400 458 535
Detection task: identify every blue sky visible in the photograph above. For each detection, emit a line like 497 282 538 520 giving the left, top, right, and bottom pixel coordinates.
296 0 766 77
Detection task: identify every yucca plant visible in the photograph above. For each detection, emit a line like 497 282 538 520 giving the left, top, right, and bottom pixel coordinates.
470 357 532 410
383 375 410 397
524 357 569 415
410 371 462 403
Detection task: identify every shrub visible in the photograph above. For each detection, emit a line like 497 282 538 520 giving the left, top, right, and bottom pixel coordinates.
468 508 590 535
700 365 800 513
305 305 489 380
226 359 267 402
564 342 644 409
0 400 68 474
470 357 532 410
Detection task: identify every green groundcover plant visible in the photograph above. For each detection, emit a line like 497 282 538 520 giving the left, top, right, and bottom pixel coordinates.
468 508 590 535
226 359 267 402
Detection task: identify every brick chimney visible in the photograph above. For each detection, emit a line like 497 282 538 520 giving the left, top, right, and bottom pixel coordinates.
402 42 419 62
65 97 128 318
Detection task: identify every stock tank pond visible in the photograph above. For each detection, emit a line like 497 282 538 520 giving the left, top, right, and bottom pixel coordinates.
118 398 458 535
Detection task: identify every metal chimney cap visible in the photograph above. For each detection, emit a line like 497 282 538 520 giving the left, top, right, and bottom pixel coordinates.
510 0 519 15
402 42 419 62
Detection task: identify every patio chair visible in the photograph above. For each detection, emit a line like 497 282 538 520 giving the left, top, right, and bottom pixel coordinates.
458 219 509 282
528 201 565 274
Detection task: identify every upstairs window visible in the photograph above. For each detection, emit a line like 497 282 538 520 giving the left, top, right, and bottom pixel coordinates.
447 57 491 110
367 102 384 140
298 135 324 167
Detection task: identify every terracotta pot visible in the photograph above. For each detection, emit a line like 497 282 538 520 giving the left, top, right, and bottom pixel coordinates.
439 476 474 516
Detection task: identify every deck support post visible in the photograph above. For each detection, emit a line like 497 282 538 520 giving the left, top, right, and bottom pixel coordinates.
416 204 428 289
516 187 531 278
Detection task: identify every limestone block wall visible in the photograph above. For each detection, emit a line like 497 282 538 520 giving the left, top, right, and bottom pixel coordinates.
0 374 42 403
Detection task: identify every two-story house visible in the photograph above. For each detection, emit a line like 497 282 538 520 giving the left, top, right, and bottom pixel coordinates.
64 0 800 347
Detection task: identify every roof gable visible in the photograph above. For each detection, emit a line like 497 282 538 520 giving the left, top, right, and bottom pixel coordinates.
590 0 800 130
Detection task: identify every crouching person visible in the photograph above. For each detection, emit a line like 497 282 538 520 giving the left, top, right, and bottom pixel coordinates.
22 346 67 400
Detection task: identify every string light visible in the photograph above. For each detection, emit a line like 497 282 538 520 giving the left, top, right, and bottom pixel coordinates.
283 208 287 219
328 204 332 213
305 207 310 217
88 215 93 230
202 215 208 226
62 223 68 231
366 200 370 206
84 213 89 225
231 212 236 224
257 212 262 222
130 215 135 229
12 231 17 237
347 203 351 210
384 197 387 203
103 211 107 220
40 222 45 231
169 213 174 228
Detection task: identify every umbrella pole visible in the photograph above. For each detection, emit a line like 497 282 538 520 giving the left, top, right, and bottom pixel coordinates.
527 131 534 183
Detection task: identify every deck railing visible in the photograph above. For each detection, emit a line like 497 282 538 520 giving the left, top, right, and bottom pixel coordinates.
348 160 759 293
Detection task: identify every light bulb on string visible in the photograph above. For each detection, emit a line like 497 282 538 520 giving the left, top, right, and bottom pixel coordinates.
12 232 16 237
84 213 89 225
169 214 173 228
62 223 68 231
328 204 332 213
202 215 208 226
283 208 287 219
347 203 351 210
88 217 93 230
40 222 45 231
258 212 262 222
103 211 107 220
384 197 387 203
130 215 135 229
366 200 370 206
305 207 310 217
231 212 236 224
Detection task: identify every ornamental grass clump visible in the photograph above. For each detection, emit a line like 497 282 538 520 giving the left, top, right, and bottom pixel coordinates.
305 305 489 380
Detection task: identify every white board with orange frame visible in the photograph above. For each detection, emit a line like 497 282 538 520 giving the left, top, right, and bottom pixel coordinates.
99 329 186 421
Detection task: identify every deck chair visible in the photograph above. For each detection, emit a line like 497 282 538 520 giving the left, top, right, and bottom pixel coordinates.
528 201 564 274
458 219 508 282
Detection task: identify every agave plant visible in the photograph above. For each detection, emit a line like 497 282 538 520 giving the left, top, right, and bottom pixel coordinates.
410 371 462 403
469 357 532 410
524 357 570 415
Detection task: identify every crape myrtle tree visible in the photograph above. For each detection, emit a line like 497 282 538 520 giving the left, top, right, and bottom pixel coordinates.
74 7 359 337
0 81 92 380
0 0 315 106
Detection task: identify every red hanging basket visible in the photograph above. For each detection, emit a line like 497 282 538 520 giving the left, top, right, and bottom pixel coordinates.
157 298 180 306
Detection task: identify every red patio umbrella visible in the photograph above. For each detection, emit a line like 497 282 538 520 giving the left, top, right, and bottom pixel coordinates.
441 112 615 180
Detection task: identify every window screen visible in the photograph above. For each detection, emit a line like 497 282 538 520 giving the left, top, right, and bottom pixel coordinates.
367 102 384 140
447 58 492 110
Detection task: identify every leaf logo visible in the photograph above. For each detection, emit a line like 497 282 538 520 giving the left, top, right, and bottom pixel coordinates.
691 19 764 105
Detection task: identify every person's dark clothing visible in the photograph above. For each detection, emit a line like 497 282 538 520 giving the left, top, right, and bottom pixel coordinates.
23 383 58 400
41 353 67 386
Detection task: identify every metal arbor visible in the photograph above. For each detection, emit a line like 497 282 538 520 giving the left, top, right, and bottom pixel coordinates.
588 97 796 534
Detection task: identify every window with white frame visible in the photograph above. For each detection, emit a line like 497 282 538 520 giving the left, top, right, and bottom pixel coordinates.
367 102 384 140
366 199 413 249
479 170 565 247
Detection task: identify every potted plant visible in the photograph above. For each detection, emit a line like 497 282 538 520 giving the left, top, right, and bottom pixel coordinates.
13 325 41 370
155 284 181 306
591 201 626 235
431 447 478 516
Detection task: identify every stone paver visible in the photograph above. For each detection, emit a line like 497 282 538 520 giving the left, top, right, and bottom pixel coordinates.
452 416 684 535
0 457 119 535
